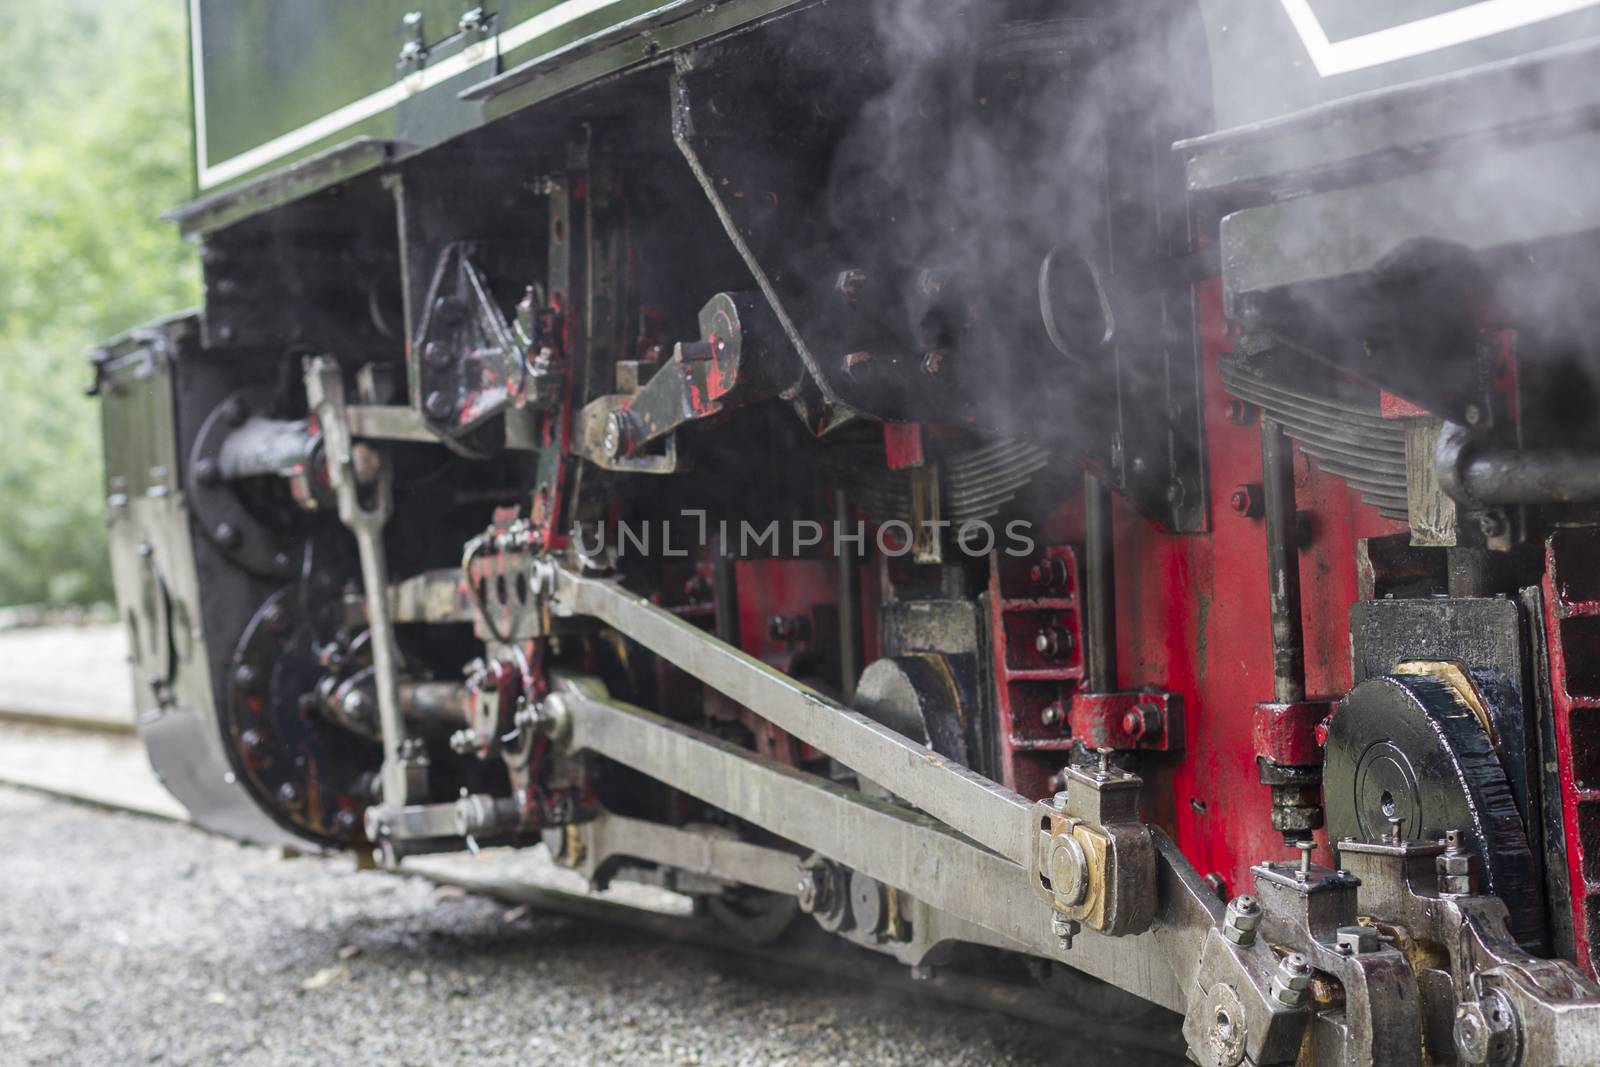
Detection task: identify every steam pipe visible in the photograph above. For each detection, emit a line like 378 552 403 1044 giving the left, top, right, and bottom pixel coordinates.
1083 471 1117 693
1260 419 1306 704
1436 424 1600 505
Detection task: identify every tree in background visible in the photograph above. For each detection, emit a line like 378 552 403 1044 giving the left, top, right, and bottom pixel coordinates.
0 1 200 605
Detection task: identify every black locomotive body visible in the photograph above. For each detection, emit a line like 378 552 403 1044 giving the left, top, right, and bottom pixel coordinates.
95 2 1600 1062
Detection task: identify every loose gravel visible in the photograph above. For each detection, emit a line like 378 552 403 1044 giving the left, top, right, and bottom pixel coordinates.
0 785 1085 1066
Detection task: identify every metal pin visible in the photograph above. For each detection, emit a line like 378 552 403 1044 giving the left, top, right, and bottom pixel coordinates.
1296 838 1314 882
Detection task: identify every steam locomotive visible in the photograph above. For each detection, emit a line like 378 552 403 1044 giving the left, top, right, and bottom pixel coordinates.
95 1 1600 1062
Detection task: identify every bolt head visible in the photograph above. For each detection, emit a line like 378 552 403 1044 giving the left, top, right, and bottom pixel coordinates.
425 390 455 420
1269 952 1313 1007
601 410 633 459
1335 924 1379 955
1455 1004 1493 1064
1050 912 1079 950
796 871 819 913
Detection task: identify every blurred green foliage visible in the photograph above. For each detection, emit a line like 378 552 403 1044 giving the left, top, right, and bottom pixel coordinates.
0 1 200 605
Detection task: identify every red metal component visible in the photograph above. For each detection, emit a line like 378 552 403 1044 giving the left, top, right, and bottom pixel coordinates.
1379 390 1430 419
987 545 1084 797
704 557 881 767
1542 526 1600 978
883 423 926 470
1252 701 1331 767
1069 691 1183 752
1099 279 1405 889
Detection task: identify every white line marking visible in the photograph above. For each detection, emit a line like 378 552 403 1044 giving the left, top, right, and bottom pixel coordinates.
1280 0 1600 76
194 0 636 189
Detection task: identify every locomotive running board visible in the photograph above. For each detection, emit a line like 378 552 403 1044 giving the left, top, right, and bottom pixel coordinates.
540 562 1224 1012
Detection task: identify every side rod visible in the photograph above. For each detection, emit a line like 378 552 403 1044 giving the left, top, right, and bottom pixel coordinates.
548 686 1185 1010
545 563 1035 866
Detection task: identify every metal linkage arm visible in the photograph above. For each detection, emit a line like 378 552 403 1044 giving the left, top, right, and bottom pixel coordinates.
544 563 1035 867
544 685 1184 1010
305 357 422 807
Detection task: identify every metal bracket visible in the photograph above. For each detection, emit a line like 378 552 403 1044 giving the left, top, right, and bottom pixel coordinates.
304 357 423 809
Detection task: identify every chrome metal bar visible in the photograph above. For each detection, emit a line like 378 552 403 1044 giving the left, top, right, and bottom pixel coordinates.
305 357 415 805
547 564 1035 866
551 687 1184 1010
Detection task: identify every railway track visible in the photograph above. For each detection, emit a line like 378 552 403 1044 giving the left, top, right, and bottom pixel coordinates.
0 710 1188 1062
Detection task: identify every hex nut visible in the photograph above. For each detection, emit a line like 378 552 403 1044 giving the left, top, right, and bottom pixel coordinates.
1335 924 1379 955
1051 912 1080 950
1455 992 1518 1066
1269 952 1312 1008
1438 850 1476 896
1222 895 1262 947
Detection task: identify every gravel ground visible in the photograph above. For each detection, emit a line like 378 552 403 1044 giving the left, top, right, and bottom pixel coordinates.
0 785 1081 1067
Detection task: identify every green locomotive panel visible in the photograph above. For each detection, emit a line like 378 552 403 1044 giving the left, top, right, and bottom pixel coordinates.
188 0 1600 201
189 0 694 192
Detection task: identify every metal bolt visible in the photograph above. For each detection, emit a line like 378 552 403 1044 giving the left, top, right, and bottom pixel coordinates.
1295 838 1315 882
1437 829 1476 896
1464 402 1483 426
1040 702 1063 728
1228 483 1264 519
424 390 455 420
796 869 820 913
232 663 258 693
449 728 480 755
193 457 220 487
1034 626 1073 659
1336 925 1379 955
601 410 633 459
213 522 241 549
1222 895 1261 946
1222 397 1254 426
1122 702 1162 743
1051 912 1079 951
1028 556 1069 591
1454 991 1518 1066
1165 479 1189 507
1051 789 1069 811
767 614 811 643
842 351 873 379
1269 952 1313 1008
834 269 867 303
263 602 291 635
423 340 451 368
921 350 946 376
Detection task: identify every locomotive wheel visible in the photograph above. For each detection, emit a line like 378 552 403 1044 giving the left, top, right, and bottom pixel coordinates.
1323 671 1542 946
705 887 801 946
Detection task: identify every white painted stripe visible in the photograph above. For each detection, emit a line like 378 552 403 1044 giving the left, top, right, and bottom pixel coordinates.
193 0 636 189
1281 0 1600 77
